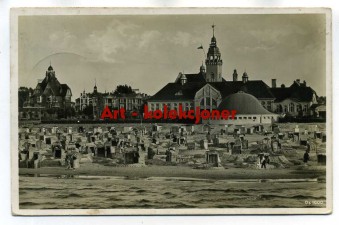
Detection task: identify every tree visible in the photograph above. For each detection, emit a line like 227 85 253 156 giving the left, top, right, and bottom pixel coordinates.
18 87 33 108
113 85 135 95
82 104 94 118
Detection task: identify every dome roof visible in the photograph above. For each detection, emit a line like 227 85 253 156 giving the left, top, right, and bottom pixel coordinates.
48 65 54 71
218 92 273 115
242 71 248 77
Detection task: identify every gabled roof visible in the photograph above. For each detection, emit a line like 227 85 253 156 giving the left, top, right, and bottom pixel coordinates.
32 72 71 98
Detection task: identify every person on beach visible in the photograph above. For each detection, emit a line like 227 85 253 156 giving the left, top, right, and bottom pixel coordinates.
71 153 77 170
261 158 267 169
303 150 310 163
65 154 72 169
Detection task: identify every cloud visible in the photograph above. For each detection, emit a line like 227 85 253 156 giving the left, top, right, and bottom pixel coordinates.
137 30 162 49
171 31 194 47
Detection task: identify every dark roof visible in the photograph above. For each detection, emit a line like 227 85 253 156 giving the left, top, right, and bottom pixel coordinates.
148 82 206 101
218 92 274 115
60 84 71 97
33 75 71 97
175 72 206 83
270 85 316 102
211 80 275 99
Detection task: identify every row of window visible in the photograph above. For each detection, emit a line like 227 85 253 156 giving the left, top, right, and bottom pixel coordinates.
233 116 274 120
150 102 194 111
275 103 308 113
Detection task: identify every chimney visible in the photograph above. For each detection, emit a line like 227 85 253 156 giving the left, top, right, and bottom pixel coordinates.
281 84 286 88
296 79 300 85
272 79 277 88
233 69 238 81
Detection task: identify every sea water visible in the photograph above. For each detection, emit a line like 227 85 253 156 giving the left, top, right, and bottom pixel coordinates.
19 175 326 209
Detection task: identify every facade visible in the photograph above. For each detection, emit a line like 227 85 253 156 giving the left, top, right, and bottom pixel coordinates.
75 85 148 119
20 65 72 120
103 93 147 112
270 79 318 117
74 84 108 119
148 25 319 121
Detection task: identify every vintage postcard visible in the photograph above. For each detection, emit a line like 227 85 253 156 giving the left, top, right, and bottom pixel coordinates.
11 7 332 215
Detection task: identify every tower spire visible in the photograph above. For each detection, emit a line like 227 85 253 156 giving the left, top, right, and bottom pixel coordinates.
212 23 215 37
205 24 222 82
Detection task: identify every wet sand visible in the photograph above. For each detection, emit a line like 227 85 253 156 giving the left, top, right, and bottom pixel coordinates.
19 164 326 180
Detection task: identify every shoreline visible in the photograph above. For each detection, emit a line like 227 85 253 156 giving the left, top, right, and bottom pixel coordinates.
19 164 326 180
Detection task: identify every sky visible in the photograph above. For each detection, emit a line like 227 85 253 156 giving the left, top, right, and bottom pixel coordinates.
18 14 326 98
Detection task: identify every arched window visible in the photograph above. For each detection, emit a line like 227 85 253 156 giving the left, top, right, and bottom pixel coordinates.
284 105 288 112
297 104 302 112
290 103 295 112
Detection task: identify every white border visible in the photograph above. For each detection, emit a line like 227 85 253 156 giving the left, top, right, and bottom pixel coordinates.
1 1 338 224
10 7 332 216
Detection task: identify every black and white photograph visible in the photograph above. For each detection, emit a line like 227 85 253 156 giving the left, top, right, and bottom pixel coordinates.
10 7 332 215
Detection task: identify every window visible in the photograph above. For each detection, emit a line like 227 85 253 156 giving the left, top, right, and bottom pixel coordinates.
290 103 295 112
303 105 308 112
206 97 211 107
239 117 242 119
212 99 218 109
243 117 247 119
253 117 257 119
200 99 205 108
175 90 183 96
267 101 272 111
